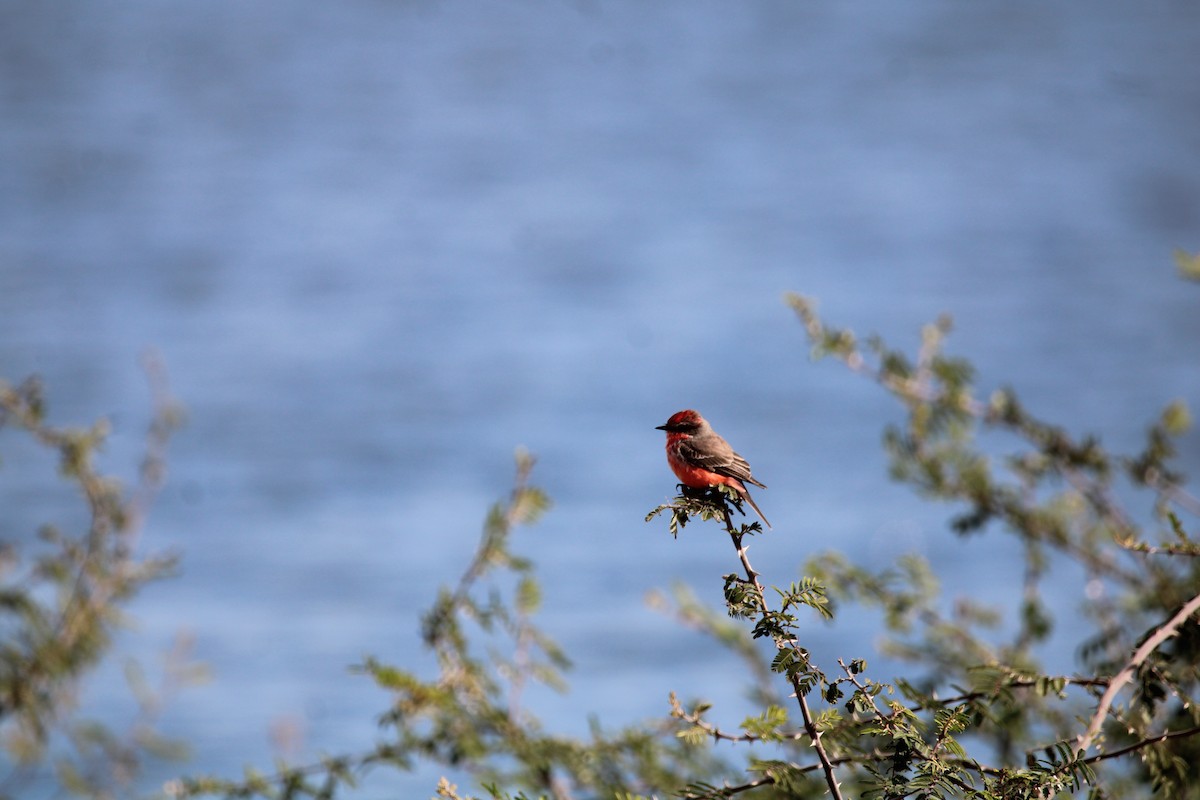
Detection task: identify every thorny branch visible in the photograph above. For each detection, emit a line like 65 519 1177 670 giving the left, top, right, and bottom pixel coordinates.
717 506 846 800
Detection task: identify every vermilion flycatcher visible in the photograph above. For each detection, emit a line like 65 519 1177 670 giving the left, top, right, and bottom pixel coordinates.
656 409 771 528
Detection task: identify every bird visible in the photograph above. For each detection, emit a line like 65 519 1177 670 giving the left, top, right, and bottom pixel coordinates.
656 409 771 528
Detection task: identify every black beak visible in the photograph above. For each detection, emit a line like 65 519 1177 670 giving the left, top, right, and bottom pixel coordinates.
655 423 668 431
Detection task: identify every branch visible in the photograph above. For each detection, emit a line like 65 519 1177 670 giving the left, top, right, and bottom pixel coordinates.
720 507 846 800
669 693 809 744
906 676 1110 714
1116 538 1200 557
1076 590 1200 753
1083 724 1200 765
684 751 898 800
679 775 775 799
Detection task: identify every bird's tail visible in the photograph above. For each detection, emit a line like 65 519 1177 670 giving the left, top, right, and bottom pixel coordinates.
738 486 772 529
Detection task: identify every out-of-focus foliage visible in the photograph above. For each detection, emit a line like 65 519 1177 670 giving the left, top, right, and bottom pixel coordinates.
0 363 191 800
776 293 1200 798
8 279 1199 799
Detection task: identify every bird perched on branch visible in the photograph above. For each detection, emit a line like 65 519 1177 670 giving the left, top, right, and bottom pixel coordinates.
656 409 771 528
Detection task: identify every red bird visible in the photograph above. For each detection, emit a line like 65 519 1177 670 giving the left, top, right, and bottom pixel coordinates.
656 409 771 528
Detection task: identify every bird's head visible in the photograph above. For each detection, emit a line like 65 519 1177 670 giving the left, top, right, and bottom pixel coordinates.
656 409 706 434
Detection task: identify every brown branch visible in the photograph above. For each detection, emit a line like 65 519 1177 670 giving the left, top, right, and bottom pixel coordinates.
1083 724 1200 765
669 693 809 744
1076 590 1200 753
690 752 897 799
720 507 846 800
924 676 1110 711
684 774 775 799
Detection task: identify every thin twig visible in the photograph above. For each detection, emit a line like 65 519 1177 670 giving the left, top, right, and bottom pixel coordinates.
670 693 809 744
1083 724 1200 765
935 678 1109 709
1116 538 1200 557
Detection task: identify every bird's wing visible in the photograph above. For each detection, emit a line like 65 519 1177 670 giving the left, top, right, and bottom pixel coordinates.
678 438 765 488
720 452 765 488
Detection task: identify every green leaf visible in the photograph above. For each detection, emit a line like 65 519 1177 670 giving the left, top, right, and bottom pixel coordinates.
1161 399 1192 436
515 576 541 615
1173 248 1200 281
740 705 789 740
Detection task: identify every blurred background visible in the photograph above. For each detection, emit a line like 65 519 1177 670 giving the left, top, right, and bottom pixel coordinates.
1 0 1198 795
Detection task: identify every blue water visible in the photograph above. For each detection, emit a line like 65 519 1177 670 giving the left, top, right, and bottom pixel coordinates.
2 1 1198 796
